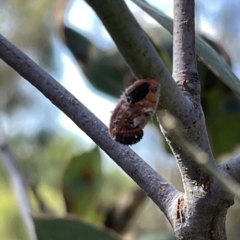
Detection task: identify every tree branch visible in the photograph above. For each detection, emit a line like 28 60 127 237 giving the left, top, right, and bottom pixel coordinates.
218 154 240 184
157 0 215 195
159 113 234 239
85 0 190 118
157 1 231 238
173 0 198 82
161 112 240 200
0 33 180 216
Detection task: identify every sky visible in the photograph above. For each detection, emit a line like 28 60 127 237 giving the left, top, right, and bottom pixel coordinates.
66 0 174 49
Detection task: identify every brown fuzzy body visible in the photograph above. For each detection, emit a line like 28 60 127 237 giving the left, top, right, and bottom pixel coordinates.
109 79 160 145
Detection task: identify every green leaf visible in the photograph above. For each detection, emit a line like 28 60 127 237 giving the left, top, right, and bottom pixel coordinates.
204 88 240 155
63 26 126 97
131 1 174 33
33 215 120 240
87 50 128 97
62 147 102 217
136 230 176 240
131 0 240 96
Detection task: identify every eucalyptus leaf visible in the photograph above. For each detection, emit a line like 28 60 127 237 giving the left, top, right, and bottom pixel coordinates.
34 215 120 240
62 147 102 218
131 0 240 95
136 230 176 240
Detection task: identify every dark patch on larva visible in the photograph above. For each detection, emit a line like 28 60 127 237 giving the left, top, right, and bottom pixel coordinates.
126 82 150 104
115 130 143 145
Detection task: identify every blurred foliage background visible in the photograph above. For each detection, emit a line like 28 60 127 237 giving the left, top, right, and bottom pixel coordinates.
0 0 240 240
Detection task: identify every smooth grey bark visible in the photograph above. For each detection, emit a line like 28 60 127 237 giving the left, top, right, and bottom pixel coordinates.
219 155 240 184
161 1 233 239
0 134 37 240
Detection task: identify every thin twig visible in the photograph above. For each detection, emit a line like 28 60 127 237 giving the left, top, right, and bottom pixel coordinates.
0 130 37 240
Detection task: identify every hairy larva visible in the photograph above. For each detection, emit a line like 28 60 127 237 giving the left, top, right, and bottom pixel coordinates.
109 79 160 145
